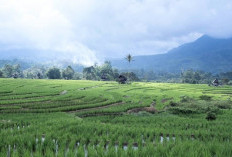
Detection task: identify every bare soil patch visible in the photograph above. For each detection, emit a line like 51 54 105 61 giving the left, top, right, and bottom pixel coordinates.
161 98 173 103
68 102 124 113
127 101 158 114
60 90 67 95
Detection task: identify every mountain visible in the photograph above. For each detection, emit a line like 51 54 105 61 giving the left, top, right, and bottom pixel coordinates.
111 35 232 73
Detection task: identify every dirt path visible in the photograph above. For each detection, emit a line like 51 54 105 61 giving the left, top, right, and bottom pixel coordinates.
68 102 124 113
73 101 158 117
78 83 109 90
127 101 157 114
80 112 123 117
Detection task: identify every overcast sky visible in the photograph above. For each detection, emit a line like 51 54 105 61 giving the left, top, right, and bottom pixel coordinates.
1 0 232 65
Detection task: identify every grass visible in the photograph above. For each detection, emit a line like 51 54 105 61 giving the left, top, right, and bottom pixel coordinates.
0 78 232 156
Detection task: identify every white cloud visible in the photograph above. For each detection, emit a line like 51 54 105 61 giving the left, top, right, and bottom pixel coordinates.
0 0 232 65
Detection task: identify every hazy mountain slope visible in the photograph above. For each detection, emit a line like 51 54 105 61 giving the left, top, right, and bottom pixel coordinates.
111 35 232 73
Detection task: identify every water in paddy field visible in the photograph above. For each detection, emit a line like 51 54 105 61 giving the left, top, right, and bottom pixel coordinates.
123 145 128 150
7 145 11 157
42 137 45 143
133 144 138 150
84 145 88 157
115 144 118 152
5 134 179 156
160 136 164 143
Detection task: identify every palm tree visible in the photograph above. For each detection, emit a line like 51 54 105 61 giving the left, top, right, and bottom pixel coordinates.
125 54 134 64
124 54 134 83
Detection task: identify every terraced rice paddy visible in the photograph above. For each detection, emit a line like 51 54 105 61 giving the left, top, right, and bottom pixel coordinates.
1 78 232 156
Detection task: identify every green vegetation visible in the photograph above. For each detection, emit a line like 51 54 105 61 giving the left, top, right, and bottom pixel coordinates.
46 67 61 79
1 78 232 156
1 61 232 84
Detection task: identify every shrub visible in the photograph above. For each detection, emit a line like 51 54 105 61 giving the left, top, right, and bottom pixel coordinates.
214 101 232 109
0 70 3 78
180 95 193 103
169 101 179 107
168 107 197 114
46 68 61 79
199 95 212 101
206 111 216 121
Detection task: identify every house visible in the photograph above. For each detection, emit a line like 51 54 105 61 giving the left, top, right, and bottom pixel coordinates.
212 78 219 86
118 75 127 84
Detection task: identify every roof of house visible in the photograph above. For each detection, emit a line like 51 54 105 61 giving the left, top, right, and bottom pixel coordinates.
213 78 219 83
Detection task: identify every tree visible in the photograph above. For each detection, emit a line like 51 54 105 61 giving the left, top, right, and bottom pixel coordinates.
46 67 61 79
0 70 3 78
37 73 42 79
2 64 13 78
73 72 82 80
206 111 216 121
125 54 134 64
23 66 46 79
99 61 114 81
13 64 22 78
222 78 230 85
113 69 119 80
83 66 97 80
121 72 140 82
62 66 75 80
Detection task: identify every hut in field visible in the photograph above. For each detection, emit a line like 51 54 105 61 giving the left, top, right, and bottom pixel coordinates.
212 78 219 86
12 73 18 79
118 75 127 84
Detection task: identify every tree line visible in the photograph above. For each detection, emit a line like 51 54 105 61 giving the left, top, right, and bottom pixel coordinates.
0 62 231 85
0 61 140 82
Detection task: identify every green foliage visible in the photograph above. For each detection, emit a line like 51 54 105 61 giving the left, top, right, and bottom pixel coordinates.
83 61 123 81
23 66 46 79
73 72 82 80
46 67 61 79
2 64 23 78
62 66 75 80
167 98 230 115
121 72 140 82
206 111 216 121
222 78 230 85
181 70 212 84
0 70 3 78
2 64 14 77
199 95 212 101
169 101 178 107
180 95 193 103
83 66 98 80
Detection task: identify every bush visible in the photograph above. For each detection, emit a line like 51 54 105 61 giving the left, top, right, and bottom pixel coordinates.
168 107 197 114
169 101 179 107
180 95 193 103
206 111 216 121
0 70 3 78
199 95 212 101
46 68 61 79
213 101 232 109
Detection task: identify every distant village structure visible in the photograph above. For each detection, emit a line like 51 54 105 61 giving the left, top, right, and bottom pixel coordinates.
118 75 127 84
212 78 219 86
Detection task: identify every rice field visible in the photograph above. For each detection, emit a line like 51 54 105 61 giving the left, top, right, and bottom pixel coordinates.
1 78 232 156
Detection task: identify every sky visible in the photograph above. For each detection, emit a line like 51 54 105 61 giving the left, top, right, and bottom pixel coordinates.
1 0 232 66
